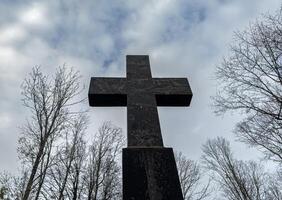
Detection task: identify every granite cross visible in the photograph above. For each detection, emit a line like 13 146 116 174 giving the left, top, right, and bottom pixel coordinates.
89 55 192 147
88 55 193 200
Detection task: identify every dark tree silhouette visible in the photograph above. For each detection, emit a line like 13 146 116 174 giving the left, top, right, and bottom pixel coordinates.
202 137 281 200
213 8 282 163
175 152 210 200
19 66 82 200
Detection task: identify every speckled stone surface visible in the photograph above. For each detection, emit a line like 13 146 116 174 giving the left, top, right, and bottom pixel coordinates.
88 55 192 147
123 147 184 200
88 55 191 200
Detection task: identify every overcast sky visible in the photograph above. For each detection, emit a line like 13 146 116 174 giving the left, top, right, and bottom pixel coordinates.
0 0 281 174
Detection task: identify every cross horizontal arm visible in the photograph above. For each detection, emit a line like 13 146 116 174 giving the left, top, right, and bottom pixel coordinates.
88 77 127 106
153 78 193 106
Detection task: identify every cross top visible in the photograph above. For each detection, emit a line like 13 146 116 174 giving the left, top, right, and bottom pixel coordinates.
88 55 192 147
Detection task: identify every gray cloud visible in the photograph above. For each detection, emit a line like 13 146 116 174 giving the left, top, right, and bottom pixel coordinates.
0 0 280 174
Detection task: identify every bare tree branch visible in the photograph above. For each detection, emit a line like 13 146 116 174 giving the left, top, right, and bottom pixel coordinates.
202 137 282 200
19 66 83 200
175 152 210 200
213 8 282 163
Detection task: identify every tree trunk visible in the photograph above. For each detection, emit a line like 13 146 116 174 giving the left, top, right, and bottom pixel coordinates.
34 143 52 200
22 142 46 200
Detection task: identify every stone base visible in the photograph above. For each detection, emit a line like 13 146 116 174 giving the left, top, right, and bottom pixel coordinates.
122 147 183 200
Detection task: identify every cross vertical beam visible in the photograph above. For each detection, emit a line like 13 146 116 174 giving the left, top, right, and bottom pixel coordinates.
126 56 163 147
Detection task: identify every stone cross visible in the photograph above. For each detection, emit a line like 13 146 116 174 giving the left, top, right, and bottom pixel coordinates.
89 55 192 146
88 55 193 200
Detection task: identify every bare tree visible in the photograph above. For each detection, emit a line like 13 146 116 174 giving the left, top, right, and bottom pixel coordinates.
19 66 82 200
84 122 124 200
175 152 210 200
264 168 282 200
202 137 281 200
41 113 87 200
213 8 282 163
20 119 124 200
0 170 28 200
40 121 123 200
1 66 127 199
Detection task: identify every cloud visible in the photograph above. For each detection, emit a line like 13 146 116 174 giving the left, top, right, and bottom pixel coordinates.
20 2 50 28
0 0 281 173
0 113 12 129
0 24 27 44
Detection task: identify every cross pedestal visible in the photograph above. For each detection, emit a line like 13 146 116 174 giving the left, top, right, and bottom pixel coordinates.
89 55 192 200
